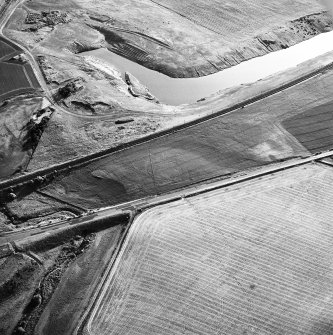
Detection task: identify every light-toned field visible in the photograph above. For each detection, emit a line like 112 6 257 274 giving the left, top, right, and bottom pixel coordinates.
86 163 333 335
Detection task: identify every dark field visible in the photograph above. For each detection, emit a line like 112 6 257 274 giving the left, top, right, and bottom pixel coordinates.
283 101 333 153
0 63 35 99
0 36 40 102
43 117 308 209
0 36 20 60
0 61 40 101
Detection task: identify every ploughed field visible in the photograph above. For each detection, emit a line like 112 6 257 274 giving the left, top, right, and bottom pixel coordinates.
150 0 324 37
86 164 333 335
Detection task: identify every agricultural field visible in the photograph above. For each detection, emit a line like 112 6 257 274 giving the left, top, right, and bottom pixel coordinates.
283 101 333 153
0 62 37 101
41 118 308 209
0 35 40 102
0 36 21 60
85 163 333 335
38 63 333 209
2 1 333 334
150 0 325 38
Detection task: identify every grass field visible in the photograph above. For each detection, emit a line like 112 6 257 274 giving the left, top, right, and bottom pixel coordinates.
86 163 333 335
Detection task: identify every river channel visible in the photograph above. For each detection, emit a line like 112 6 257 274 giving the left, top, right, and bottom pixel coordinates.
83 31 333 105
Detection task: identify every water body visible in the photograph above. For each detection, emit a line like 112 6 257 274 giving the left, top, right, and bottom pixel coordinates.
83 31 333 105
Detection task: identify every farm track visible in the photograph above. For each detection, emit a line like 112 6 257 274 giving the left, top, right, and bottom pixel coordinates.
0 62 38 96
